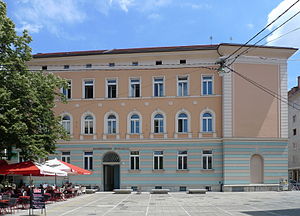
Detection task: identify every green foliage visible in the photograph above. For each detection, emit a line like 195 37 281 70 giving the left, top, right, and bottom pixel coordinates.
0 1 68 161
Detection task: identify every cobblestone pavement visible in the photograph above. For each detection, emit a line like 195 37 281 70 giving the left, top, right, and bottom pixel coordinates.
12 191 300 216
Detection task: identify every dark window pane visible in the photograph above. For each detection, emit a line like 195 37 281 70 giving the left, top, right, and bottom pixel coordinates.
84 157 88 170
208 156 212 169
131 157 135 170
136 157 139 169
89 157 93 170
203 157 207 169
160 157 163 169
183 156 187 169
178 156 182 169
154 157 158 169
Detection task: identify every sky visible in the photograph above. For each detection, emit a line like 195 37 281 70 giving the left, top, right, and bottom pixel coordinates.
4 0 300 89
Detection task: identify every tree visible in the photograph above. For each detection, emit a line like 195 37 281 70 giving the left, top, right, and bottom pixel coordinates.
0 1 67 161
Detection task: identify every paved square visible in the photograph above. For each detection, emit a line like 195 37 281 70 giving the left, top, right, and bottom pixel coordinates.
13 191 300 216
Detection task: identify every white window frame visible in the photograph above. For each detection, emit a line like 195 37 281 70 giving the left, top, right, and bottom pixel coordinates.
202 150 213 170
201 75 214 95
82 79 95 99
152 112 165 134
81 112 96 135
200 109 215 133
61 80 72 99
177 75 189 96
177 150 188 170
127 112 142 134
61 152 71 163
83 152 93 170
129 77 141 98
104 111 119 134
175 109 190 133
153 151 164 170
130 151 140 170
153 76 165 97
106 78 118 98
61 113 73 135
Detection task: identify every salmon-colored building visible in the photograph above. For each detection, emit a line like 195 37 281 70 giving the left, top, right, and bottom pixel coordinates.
28 43 296 192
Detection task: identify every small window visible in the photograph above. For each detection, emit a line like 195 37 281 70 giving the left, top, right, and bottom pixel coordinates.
180 59 186 64
132 62 138 66
107 114 117 134
177 76 188 96
107 79 117 98
179 186 187 191
109 62 115 67
293 129 297 136
86 64 92 68
84 152 93 170
154 114 164 133
178 113 188 133
153 77 164 97
178 150 187 170
130 151 140 170
42 65 47 70
84 115 94 134
61 152 70 163
84 80 94 99
202 150 213 170
156 60 162 65
130 78 141 97
202 112 213 132
62 115 71 134
153 151 163 170
202 75 213 95
131 186 138 191
155 186 162 189
64 65 69 69
130 114 140 134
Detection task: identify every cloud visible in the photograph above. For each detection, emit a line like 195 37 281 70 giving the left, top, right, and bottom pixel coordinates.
247 23 254 29
13 0 86 36
266 0 300 47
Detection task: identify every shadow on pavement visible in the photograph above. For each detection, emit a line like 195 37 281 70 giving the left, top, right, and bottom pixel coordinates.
242 208 300 216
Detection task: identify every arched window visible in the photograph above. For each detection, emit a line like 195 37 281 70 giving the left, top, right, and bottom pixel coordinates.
202 112 213 132
62 115 71 134
107 114 117 134
84 115 94 134
130 114 140 134
177 113 188 133
154 113 164 133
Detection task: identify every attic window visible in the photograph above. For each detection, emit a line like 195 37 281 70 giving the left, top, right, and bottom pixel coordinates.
180 59 186 64
109 63 115 67
64 65 69 69
132 62 138 66
42 65 47 70
86 64 92 68
156 60 162 65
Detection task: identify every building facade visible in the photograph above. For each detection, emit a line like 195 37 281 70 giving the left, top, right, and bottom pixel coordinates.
288 76 300 182
28 44 296 191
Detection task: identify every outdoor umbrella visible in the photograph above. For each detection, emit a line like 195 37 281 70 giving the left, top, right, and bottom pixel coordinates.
0 161 67 176
44 158 92 175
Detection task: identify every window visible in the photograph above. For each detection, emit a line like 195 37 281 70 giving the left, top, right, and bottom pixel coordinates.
109 62 115 67
132 61 138 66
154 114 164 133
153 151 163 170
107 114 117 134
86 64 92 68
42 65 47 70
130 78 140 97
61 152 70 163
130 151 140 170
178 151 187 170
180 59 186 64
178 113 188 133
202 150 212 170
202 112 213 132
202 75 213 95
84 80 94 99
64 65 69 69
130 114 140 134
153 77 164 97
156 60 162 65
293 115 296 123
177 76 188 96
84 115 94 134
84 152 93 170
62 80 71 99
107 79 117 98
293 128 297 136
62 115 71 134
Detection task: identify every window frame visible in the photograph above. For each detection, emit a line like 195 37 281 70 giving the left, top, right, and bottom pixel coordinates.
82 79 95 99
177 75 189 96
201 75 214 95
129 77 141 98
104 112 119 135
176 111 189 133
153 151 164 170
177 150 188 170
202 150 213 170
200 110 215 133
61 80 72 99
81 112 96 135
153 76 165 97
83 151 93 170
106 78 118 98
153 113 165 134
61 114 72 135
61 152 71 163
130 151 140 170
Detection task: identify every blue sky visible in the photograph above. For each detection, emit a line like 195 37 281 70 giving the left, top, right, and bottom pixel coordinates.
4 0 300 89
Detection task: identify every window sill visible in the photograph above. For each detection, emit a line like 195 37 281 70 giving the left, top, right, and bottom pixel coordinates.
201 169 214 172
199 132 217 138
176 169 189 173
150 133 168 139
128 169 141 173
103 134 120 140
174 133 192 138
152 169 165 173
